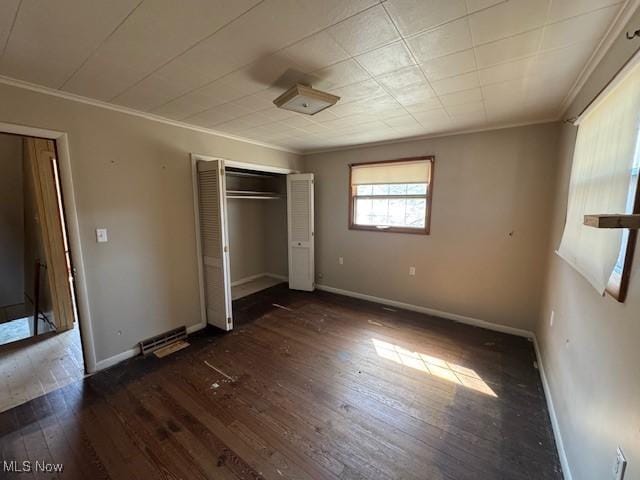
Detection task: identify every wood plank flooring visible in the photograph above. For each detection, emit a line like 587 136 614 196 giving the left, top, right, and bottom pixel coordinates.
0 285 562 479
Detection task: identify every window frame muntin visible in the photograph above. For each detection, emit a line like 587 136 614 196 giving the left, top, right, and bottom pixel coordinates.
348 156 434 235
606 167 640 302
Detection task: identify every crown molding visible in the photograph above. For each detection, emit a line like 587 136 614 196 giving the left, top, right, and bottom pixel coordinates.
301 118 558 155
0 74 302 155
558 0 640 118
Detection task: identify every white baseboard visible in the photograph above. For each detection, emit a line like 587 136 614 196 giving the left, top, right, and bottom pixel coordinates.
186 322 207 334
266 273 288 282
94 346 139 371
231 272 288 287
94 322 209 372
231 273 268 287
533 337 573 480
315 284 534 338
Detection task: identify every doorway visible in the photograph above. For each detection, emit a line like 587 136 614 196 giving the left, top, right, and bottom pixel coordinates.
0 132 85 412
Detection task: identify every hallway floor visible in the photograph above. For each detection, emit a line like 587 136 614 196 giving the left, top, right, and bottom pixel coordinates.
0 325 84 412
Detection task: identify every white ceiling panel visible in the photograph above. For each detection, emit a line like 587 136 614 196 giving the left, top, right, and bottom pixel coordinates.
327 5 400 56
408 18 473 63
312 59 370 90
61 0 259 100
281 32 350 72
0 0 139 88
468 0 550 44
546 0 622 23
541 5 620 50
420 49 477 81
356 42 416 76
0 1 20 54
385 0 467 36
431 71 480 95
465 0 505 14
439 87 484 106
475 29 542 67
478 57 536 85
0 0 624 152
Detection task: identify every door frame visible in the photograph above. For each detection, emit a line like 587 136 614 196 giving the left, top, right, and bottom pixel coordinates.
190 153 297 329
0 121 96 373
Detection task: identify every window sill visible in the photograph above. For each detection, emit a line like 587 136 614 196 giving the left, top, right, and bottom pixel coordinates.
349 224 429 235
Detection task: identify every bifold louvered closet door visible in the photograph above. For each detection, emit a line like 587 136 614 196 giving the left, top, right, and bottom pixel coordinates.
287 174 315 291
197 160 232 330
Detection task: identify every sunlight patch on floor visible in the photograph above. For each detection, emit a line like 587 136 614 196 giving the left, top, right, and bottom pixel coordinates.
371 338 497 397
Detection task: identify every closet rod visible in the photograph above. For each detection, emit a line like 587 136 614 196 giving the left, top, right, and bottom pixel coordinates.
226 170 277 178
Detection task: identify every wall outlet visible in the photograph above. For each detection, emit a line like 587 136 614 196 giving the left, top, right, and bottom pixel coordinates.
550 310 555 327
613 447 627 480
409 266 416 276
96 228 108 243
338 256 344 265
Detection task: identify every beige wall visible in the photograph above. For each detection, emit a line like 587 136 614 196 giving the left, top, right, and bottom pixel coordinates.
536 8 640 480
0 133 24 307
226 174 288 282
304 122 559 332
227 199 267 281
0 82 301 363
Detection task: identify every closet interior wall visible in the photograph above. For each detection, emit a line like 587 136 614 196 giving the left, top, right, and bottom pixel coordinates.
225 170 288 289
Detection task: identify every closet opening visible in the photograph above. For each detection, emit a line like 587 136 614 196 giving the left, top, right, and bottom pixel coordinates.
225 166 289 301
193 154 315 332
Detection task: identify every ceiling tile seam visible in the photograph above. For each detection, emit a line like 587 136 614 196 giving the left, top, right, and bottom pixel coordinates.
0 0 22 61
380 1 451 124
148 0 593 123
557 0 639 118
57 0 146 90
466 2 488 125
0 73 302 154
103 0 267 103
319 7 419 133
182 29 599 134
379 0 511 46
140 1 388 114
399 0 618 52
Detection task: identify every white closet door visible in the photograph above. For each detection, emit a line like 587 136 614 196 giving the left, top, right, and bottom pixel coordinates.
197 160 233 330
287 174 315 291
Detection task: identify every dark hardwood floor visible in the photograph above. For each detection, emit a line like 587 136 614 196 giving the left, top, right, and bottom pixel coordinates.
0 284 562 479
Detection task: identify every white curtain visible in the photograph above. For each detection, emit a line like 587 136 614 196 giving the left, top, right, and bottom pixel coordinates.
557 62 640 294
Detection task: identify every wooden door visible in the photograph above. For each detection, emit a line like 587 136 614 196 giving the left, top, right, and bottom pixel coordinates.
196 160 233 330
287 173 315 291
24 137 75 331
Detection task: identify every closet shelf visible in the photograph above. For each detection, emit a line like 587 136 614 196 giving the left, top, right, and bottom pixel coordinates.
584 214 640 229
226 189 281 200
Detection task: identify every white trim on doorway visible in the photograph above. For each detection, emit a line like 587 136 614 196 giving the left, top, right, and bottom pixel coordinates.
0 121 97 373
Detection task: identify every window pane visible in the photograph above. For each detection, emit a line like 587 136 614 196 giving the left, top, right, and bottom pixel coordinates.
355 198 373 225
356 184 372 195
370 199 389 224
406 183 427 194
388 198 406 225
354 197 426 228
372 184 389 195
405 199 426 227
388 184 408 195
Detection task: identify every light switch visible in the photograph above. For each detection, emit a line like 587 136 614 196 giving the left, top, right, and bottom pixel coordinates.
96 228 108 243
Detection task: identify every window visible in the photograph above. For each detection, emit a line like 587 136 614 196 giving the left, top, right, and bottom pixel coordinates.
349 157 434 234
557 54 640 301
609 136 640 301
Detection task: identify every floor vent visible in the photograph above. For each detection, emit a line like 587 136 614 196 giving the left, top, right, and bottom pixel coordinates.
139 326 187 356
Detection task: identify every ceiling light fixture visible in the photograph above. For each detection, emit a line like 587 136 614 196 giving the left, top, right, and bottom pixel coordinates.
273 84 340 115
